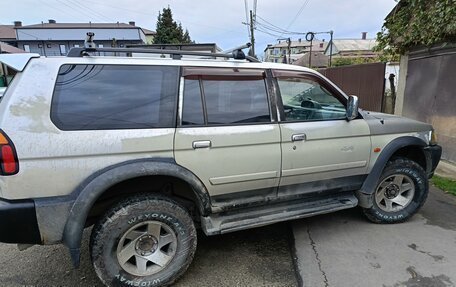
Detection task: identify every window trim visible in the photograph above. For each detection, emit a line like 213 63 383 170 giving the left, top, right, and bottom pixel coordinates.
50 63 180 131
272 69 362 123
178 67 276 128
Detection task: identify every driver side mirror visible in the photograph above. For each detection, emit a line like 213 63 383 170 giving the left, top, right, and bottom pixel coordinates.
346 95 359 121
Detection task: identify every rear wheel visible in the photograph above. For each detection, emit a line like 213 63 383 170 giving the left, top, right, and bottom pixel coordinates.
363 158 428 223
90 194 197 287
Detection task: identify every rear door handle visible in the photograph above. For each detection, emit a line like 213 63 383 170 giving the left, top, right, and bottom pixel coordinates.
192 140 211 149
291 133 306 142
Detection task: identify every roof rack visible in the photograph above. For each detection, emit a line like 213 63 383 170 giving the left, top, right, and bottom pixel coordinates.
67 43 260 63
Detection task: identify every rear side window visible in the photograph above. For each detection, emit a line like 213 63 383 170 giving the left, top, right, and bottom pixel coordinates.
203 78 270 124
51 65 179 130
181 68 270 125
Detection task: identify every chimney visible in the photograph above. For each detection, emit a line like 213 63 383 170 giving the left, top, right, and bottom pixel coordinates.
48 19 56 24
129 21 135 26
362 32 367 40
13 21 22 27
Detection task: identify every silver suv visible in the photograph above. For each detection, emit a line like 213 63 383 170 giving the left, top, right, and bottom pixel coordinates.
0 43 441 287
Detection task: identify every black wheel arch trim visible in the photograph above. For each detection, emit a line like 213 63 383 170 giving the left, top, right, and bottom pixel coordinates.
356 136 429 208
62 158 210 267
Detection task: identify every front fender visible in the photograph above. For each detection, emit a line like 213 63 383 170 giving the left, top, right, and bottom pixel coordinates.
356 136 427 208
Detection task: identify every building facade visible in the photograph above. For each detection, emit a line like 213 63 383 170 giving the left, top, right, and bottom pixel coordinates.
264 39 328 64
14 20 150 56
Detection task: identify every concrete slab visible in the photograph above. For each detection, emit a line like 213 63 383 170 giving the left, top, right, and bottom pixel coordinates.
293 186 456 287
436 160 456 180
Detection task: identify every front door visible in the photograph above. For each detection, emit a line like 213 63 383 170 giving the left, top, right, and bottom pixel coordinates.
273 70 371 198
174 67 281 207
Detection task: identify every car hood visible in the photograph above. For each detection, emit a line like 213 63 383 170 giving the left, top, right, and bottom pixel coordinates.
361 110 432 135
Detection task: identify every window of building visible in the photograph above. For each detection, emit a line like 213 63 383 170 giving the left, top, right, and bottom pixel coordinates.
98 44 104 48
277 77 346 122
47 44 52 48
74 44 80 48
51 65 179 130
59 44 66 55
23 45 30 52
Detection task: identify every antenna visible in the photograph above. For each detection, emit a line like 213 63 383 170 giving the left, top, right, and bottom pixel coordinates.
84 32 96 49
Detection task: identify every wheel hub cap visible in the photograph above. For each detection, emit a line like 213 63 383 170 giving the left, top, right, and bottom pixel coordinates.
385 184 400 198
135 235 158 256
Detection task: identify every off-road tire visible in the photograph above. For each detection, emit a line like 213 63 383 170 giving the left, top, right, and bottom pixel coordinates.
363 158 428 224
90 194 197 287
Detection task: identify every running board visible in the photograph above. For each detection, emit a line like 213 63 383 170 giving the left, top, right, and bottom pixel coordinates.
201 193 358 236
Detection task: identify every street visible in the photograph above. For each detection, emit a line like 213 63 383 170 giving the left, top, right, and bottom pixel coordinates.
293 186 456 287
1 186 455 287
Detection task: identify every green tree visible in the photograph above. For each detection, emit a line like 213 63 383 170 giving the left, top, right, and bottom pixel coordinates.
154 7 192 44
375 0 456 59
332 56 380 67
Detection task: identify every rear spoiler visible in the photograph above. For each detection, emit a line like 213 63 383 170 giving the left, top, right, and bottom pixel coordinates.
0 53 40 72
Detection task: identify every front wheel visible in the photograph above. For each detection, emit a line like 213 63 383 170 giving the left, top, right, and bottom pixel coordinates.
90 194 197 287
363 158 428 223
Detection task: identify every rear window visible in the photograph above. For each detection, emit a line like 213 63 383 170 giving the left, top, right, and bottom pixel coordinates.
51 64 179 130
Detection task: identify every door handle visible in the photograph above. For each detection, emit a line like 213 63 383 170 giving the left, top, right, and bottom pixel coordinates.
291 133 306 142
192 140 211 149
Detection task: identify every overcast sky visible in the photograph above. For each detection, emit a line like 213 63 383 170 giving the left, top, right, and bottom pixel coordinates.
2 0 396 54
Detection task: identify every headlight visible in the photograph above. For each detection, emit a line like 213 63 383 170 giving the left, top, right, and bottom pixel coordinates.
430 130 438 145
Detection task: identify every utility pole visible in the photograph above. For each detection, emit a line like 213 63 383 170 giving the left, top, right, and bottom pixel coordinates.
329 30 334 67
249 10 255 58
287 38 291 64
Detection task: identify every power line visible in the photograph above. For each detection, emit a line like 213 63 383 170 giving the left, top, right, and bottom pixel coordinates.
38 0 84 21
54 0 105 22
66 0 114 22
282 0 311 36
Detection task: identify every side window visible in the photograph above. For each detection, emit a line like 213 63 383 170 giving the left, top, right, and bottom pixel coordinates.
181 69 271 126
182 79 204 126
203 77 270 124
277 77 346 121
52 65 179 130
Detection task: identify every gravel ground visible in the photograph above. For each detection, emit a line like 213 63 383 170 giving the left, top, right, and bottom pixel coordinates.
0 223 297 287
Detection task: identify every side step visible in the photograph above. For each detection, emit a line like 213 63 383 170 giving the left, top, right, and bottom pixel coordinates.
201 193 358 235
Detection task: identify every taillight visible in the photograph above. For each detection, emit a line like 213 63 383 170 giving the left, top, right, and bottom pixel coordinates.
0 130 19 175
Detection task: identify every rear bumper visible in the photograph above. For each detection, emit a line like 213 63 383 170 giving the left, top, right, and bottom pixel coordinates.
0 198 42 244
424 144 442 178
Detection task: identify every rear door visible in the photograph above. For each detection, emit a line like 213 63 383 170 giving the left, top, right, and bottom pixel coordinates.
273 70 371 198
174 67 281 207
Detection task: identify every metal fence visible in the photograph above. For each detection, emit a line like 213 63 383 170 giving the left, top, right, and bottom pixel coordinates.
319 62 386 112
402 44 456 163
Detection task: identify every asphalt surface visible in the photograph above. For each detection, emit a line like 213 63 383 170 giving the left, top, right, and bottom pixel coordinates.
2 185 455 287
293 186 456 287
0 223 297 287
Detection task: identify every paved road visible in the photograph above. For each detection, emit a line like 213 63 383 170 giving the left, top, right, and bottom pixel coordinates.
293 186 456 287
0 224 297 286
